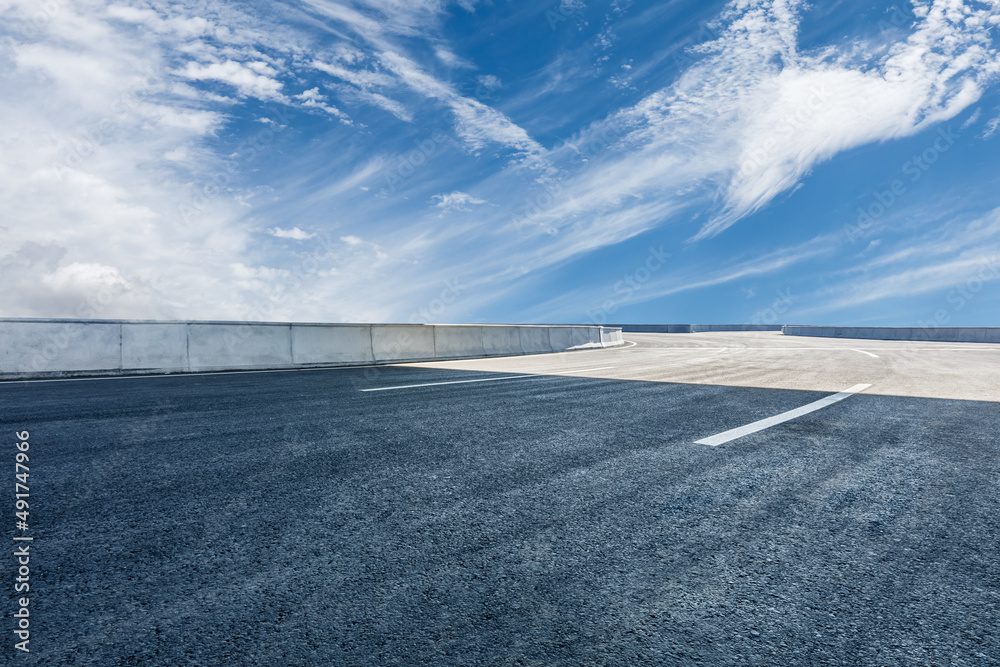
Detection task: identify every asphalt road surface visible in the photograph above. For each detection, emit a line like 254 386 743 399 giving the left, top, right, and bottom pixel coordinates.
2 332 999 666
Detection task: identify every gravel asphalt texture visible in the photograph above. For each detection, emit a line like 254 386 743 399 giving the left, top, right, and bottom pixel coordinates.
2 332 998 666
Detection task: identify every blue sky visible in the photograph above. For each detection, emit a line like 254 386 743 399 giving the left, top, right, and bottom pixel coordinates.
2 0 1000 326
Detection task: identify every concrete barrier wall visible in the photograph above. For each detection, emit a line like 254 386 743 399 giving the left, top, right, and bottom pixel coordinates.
607 324 675 333
576 327 593 348
782 326 1000 343
571 326 591 349
292 325 375 365
609 324 782 333
433 325 486 359
547 326 577 351
0 319 625 379
189 323 292 371
518 327 554 354
482 326 523 356
613 324 995 339
692 324 783 332
372 325 437 363
122 322 188 371
601 328 624 347
0 321 122 374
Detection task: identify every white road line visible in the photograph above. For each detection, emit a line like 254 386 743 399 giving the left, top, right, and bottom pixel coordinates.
651 347 877 352
695 383 872 447
362 367 617 392
852 349 880 358
361 375 541 392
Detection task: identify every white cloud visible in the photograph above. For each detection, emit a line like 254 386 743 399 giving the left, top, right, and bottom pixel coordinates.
40 262 128 290
269 227 316 240
963 107 982 128
431 191 487 211
0 0 468 323
294 87 350 121
107 5 214 39
984 113 1000 137
477 74 502 90
179 59 284 101
311 57 395 89
0 0 332 320
858 239 883 257
695 0 1000 237
531 0 1000 247
434 45 473 69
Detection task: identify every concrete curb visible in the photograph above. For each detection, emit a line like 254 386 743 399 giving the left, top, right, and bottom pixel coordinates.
781 326 1000 343
0 319 625 380
609 324 783 333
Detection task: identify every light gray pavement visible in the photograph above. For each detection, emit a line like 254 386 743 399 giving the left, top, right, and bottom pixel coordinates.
405 331 1000 402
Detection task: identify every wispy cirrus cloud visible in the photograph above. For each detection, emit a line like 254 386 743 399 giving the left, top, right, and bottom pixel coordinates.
523 232 839 322
798 207 1000 315
375 49 545 155
300 0 544 155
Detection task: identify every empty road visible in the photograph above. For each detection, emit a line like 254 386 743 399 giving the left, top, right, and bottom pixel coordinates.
2 332 998 665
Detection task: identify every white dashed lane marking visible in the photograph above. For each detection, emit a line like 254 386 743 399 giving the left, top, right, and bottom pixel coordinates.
361 375 542 392
696 384 873 447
